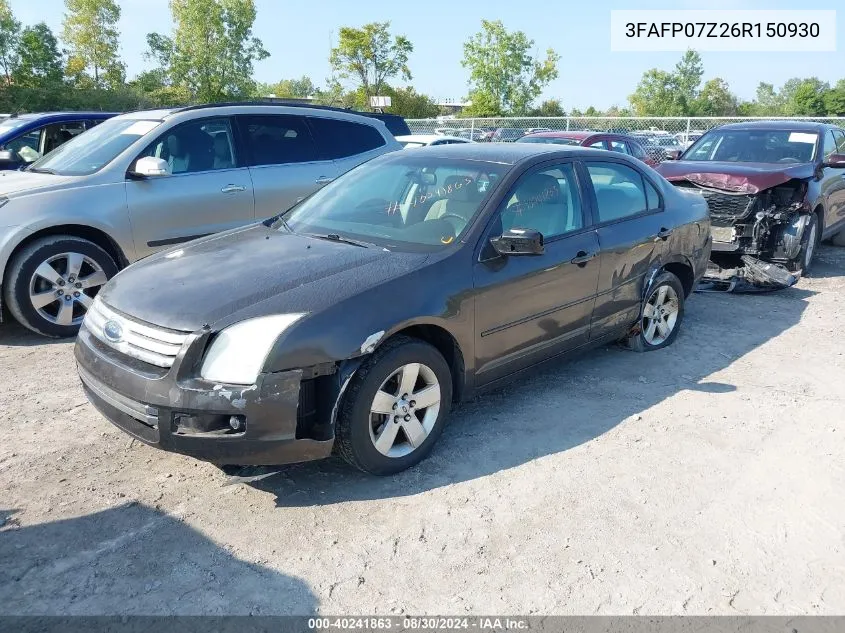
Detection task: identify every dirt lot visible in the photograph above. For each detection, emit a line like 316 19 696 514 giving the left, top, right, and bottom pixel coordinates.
1 245 844 616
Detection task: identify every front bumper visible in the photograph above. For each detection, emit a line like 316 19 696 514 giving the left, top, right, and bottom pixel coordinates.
74 323 334 466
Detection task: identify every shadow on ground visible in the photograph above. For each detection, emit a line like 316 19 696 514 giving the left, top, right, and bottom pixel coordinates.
0 504 318 615
248 284 817 507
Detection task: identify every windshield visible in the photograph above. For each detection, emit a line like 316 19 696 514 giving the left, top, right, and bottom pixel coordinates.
28 118 162 176
0 117 33 137
655 137 681 147
518 136 580 146
683 129 818 163
283 156 508 252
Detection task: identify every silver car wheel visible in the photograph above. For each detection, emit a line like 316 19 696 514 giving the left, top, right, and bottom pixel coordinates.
369 362 441 458
642 284 680 346
28 252 108 326
805 222 817 267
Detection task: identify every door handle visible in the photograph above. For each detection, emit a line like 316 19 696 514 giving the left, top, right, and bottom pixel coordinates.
656 227 673 240
315 176 335 184
221 184 246 194
570 251 596 266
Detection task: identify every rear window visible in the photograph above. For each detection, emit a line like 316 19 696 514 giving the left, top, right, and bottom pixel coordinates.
239 114 318 165
364 113 411 136
308 117 386 160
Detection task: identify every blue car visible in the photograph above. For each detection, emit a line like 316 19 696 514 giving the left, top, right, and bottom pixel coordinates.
0 111 118 170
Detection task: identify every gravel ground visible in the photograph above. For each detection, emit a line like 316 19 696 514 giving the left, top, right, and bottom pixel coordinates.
1 245 844 616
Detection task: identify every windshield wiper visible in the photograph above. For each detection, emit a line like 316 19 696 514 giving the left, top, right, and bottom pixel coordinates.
27 167 57 174
306 233 370 248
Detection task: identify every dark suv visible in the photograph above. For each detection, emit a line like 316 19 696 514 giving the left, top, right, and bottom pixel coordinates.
657 121 845 272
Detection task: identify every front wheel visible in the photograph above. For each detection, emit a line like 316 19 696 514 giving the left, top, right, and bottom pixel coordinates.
788 213 819 273
336 336 452 475
3 236 117 338
624 271 685 352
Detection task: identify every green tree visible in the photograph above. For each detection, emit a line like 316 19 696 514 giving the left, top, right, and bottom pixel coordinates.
629 68 686 116
692 78 738 116
329 22 412 99
273 75 316 98
528 99 565 117
784 78 829 116
384 85 438 118
749 82 784 116
824 79 845 116
0 0 20 85
461 20 559 116
461 89 502 118
62 0 125 89
147 0 269 103
13 23 63 88
673 49 703 109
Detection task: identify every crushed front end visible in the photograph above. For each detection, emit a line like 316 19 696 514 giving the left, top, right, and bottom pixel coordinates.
671 179 811 291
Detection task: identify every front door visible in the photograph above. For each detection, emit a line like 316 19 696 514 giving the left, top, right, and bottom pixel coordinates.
473 161 601 385
583 159 668 340
126 116 255 258
821 129 845 235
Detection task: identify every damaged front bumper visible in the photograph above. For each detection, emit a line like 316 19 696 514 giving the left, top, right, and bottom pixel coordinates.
697 255 799 293
74 322 337 466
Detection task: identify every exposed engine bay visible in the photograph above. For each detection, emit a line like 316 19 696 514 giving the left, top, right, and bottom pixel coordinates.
673 179 811 292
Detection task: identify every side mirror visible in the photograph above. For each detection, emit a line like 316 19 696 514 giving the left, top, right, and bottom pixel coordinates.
0 149 15 163
490 228 545 256
824 153 845 168
130 156 171 178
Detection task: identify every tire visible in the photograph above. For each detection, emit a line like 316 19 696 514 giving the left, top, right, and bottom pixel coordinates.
624 271 685 353
787 213 819 273
3 236 118 338
336 335 453 475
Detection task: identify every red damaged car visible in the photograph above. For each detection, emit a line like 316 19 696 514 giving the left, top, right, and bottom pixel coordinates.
657 121 845 274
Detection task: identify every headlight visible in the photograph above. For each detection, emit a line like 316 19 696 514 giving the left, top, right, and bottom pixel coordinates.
199 314 306 385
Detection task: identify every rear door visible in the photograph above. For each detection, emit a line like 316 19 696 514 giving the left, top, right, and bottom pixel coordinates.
237 113 339 219
125 116 255 258
306 115 389 178
473 160 601 385
583 159 668 341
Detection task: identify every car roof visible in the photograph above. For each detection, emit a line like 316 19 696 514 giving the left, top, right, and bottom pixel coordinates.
523 130 637 142
384 141 607 165
6 111 116 120
715 120 835 132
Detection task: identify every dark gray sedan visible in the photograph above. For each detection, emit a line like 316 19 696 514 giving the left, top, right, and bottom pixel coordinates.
75 143 711 475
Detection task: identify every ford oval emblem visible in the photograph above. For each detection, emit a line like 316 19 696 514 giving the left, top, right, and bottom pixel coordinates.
103 319 123 343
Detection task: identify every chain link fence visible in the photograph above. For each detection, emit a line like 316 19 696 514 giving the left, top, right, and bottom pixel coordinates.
406 116 845 162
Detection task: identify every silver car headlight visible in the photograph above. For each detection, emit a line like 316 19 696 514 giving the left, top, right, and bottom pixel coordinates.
199 314 307 385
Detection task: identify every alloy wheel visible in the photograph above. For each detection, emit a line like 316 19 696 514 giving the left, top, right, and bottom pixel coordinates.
642 284 680 346
28 252 108 326
369 362 441 458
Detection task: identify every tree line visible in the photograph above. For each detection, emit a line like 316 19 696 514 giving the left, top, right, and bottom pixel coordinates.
0 0 842 119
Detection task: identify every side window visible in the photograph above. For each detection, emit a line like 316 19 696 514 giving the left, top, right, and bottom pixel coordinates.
43 121 86 154
6 128 43 163
834 129 845 154
239 114 317 166
644 178 661 210
499 163 583 239
609 140 630 155
586 161 649 223
307 117 386 160
629 141 647 160
823 131 838 160
588 140 607 149
138 117 236 174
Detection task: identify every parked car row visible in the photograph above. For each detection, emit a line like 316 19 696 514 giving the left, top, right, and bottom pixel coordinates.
2 104 844 477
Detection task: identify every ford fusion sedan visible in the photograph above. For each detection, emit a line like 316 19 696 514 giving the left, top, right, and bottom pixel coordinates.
76 143 710 475
0 103 400 338
657 121 845 272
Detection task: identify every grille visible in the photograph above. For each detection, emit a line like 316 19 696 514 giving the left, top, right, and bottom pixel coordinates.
83 297 191 368
675 184 755 219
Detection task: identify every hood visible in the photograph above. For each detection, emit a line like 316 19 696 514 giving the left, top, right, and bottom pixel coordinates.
98 224 429 331
656 160 816 194
0 170 81 197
